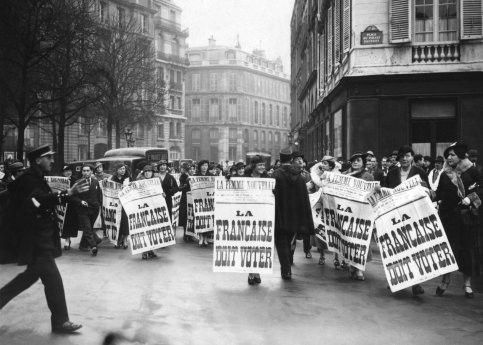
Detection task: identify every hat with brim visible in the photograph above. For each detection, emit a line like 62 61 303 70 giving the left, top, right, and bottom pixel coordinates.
27 145 55 161
113 162 126 170
8 161 26 172
280 149 292 163
349 152 368 162
94 162 103 169
158 160 168 166
435 156 444 164
444 141 468 159
62 165 72 171
143 164 154 172
321 155 335 162
235 162 245 169
291 151 304 160
366 151 375 157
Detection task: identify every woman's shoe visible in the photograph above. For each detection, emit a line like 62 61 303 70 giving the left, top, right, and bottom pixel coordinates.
333 258 341 270
412 284 425 296
142 253 148 260
253 274 261 284
340 261 349 271
91 247 98 257
63 239 71 251
305 251 312 259
436 281 450 296
464 285 474 299
148 251 157 259
318 256 325 265
248 275 255 285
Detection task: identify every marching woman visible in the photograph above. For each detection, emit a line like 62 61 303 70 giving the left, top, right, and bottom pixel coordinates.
110 163 131 249
246 156 269 285
343 153 374 281
435 142 482 298
196 160 212 247
178 163 192 242
308 156 337 266
60 166 78 250
136 165 158 260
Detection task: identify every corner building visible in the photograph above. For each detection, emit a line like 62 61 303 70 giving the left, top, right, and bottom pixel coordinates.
291 0 483 161
185 38 291 163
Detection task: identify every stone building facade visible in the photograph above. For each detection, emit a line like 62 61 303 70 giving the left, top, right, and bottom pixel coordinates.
291 0 483 161
185 38 291 164
2 0 189 162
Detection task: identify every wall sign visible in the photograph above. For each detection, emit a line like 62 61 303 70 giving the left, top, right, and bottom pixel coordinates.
361 25 383 45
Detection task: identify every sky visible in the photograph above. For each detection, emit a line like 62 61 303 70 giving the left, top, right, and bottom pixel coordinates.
176 0 295 73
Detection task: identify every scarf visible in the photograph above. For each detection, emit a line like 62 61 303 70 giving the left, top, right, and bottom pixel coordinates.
442 158 473 199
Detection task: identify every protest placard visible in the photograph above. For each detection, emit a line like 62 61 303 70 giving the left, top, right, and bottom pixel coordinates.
171 191 182 228
185 191 196 237
319 172 380 270
213 177 276 274
119 178 176 255
45 176 70 233
100 180 123 245
309 189 326 244
368 176 458 292
189 176 215 234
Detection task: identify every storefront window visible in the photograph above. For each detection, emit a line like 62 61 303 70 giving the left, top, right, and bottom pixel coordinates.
333 110 342 159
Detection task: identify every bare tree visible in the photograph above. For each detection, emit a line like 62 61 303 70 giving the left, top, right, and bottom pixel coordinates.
93 14 165 149
0 0 63 160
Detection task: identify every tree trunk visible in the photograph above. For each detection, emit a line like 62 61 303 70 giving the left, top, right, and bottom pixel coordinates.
16 118 25 161
57 116 66 172
107 111 113 150
115 119 121 148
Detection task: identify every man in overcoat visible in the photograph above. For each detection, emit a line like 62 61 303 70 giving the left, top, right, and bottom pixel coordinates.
0 145 88 334
272 150 315 280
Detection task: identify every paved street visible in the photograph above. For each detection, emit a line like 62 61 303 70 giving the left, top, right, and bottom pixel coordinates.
1 231 482 345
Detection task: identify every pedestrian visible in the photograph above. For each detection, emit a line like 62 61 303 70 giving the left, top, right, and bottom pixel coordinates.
60 165 79 250
343 152 374 280
309 155 337 265
156 159 179 220
0 145 87 334
247 155 269 285
434 142 481 298
384 145 428 296
71 164 102 256
428 156 444 192
94 161 111 181
178 163 192 242
272 150 315 280
136 165 158 260
195 160 212 247
110 163 131 249
235 162 245 177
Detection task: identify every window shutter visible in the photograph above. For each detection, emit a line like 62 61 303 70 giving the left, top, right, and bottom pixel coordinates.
334 0 341 63
342 0 351 53
461 0 483 39
389 0 411 43
327 6 333 75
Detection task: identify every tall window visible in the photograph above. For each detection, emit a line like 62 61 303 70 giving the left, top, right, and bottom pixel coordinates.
209 128 219 140
261 131 266 149
191 73 200 91
141 14 148 33
117 7 125 28
209 73 217 91
262 103 266 124
415 0 457 42
333 110 343 159
283 107 288 127
192 99 201 120
137 124 144 139
229 73 236 91
177 71 182 83
209 98 219 121
177 97 182 110
157 123 164 139
169 122 175 138
253 130 258 148
254 101 259 123
170 95 175 109
229 128 237 142
229 98 237 122
176 122 181 138
229 146 237 161
276 105 280 126
170 69 175 82
269 104 273 125
192 129 201 143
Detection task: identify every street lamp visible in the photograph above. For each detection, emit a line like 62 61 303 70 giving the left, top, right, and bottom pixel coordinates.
124 128 135 147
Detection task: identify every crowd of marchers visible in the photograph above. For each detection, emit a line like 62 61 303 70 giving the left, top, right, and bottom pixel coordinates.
0 140 482 335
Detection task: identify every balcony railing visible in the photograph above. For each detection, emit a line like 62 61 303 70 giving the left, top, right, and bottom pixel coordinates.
169 81 183 91
157 51 189 65
412 43 460 63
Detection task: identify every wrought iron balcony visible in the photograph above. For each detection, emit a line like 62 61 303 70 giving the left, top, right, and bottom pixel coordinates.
156 51 190 65
412 43 460 63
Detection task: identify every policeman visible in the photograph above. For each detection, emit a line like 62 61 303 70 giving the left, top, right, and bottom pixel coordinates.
0 145 88 334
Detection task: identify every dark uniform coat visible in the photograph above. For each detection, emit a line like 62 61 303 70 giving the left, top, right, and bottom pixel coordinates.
384 165 429 188
272 165 314 235
1 166 69 265
178 173 190 228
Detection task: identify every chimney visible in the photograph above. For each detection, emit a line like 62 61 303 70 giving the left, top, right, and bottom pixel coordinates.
208 35 216 47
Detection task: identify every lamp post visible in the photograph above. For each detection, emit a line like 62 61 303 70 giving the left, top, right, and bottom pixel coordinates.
124 128 135 147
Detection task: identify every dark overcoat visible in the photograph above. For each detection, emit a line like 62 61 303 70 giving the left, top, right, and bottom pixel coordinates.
272 164 314 235
384 165 429 188
436 165 482 276
178 172 190 228
2 166 69 265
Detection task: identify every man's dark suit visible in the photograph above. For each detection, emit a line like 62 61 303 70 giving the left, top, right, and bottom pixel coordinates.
71 176 102 249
